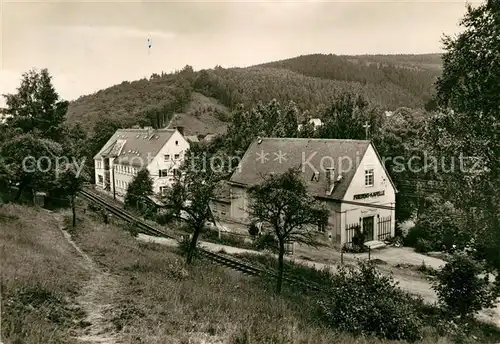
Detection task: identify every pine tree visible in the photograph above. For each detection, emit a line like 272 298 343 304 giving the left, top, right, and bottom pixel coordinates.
274 101 299 137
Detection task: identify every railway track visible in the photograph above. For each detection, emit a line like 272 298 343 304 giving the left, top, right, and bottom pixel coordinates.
79 188 324 293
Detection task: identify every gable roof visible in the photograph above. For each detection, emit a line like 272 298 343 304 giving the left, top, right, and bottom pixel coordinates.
297 118 323 130
229 138 374 200
94 128 177 167
310 118 323 127
203 134 217 142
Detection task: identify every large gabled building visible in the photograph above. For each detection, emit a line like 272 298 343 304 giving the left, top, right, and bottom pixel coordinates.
224 138 397 246
93 127 189 198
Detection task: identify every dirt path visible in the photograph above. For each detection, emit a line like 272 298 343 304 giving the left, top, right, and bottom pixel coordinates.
56 215 121 344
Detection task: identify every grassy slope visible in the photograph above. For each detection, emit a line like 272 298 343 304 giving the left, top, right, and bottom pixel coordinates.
0 204 89 344
68 210 348 343
167 92 230 136
1 204 465 343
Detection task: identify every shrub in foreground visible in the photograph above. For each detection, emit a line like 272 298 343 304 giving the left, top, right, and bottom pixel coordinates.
433 252 498 319
318 261 423 342
252 232 279 253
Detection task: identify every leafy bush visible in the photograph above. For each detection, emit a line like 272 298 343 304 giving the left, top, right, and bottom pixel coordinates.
404 197 470 253
432 252 498 318
124 222 139 237
404 225 425 247
415 237 433 253
213 108 229 122
417 262 438 277
318 261 424 342
351 225 366 252
252 232 279 253
154 212 171 225
248 222 260 237
384 235 403 247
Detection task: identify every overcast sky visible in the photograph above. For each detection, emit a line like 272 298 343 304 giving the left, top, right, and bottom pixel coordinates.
0 0 477 106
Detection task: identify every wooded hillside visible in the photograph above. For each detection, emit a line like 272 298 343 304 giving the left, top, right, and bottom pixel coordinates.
65 53 442 133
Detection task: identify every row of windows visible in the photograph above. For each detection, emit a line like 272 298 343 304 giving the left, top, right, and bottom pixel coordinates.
116 179 130 190
116 165 138 175
95 160 139 175
307 168 375 187
164 154 181 162
212 202 228 216
158 169 180 178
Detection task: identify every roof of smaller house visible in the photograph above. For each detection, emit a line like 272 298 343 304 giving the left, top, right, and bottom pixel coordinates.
310 118 323 127
94 128 177 168
203 134 217 142
297 118 323 130
229 137 376 200
146 194 165 206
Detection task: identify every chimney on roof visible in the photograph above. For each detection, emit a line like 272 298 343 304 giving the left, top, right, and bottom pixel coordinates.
325 168 335 195
175 126 185 136
144 126 153 137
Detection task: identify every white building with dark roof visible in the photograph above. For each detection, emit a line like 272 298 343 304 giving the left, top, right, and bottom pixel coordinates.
226 138 397 247
297 118 323 131
93 127 189 198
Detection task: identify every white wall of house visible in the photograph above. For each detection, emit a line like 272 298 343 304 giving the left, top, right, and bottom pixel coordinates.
147 130 190 195
323 201 342 243
112 164 139 197
341 144 396 243
230 185 249 222
94 159 105 188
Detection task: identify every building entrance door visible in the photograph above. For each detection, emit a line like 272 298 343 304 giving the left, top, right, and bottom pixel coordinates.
363 216 375 242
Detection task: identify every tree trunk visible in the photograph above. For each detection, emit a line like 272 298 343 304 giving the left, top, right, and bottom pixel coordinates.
14 183 25 201
416 196 425 220
277 240 285 294
187 226 202 264
71 195 76 227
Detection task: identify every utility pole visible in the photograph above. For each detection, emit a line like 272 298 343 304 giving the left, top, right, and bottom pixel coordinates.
112 163 116 200
362 121 371 140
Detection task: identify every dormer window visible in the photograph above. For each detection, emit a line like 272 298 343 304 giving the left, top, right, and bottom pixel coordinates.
365 169 374 187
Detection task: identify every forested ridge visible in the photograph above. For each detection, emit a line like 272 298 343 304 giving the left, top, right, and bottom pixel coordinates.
258 53 442 101
65 53 442 132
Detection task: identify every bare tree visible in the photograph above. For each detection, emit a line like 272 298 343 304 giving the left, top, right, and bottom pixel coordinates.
161 143 228 264
248 167 329 293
